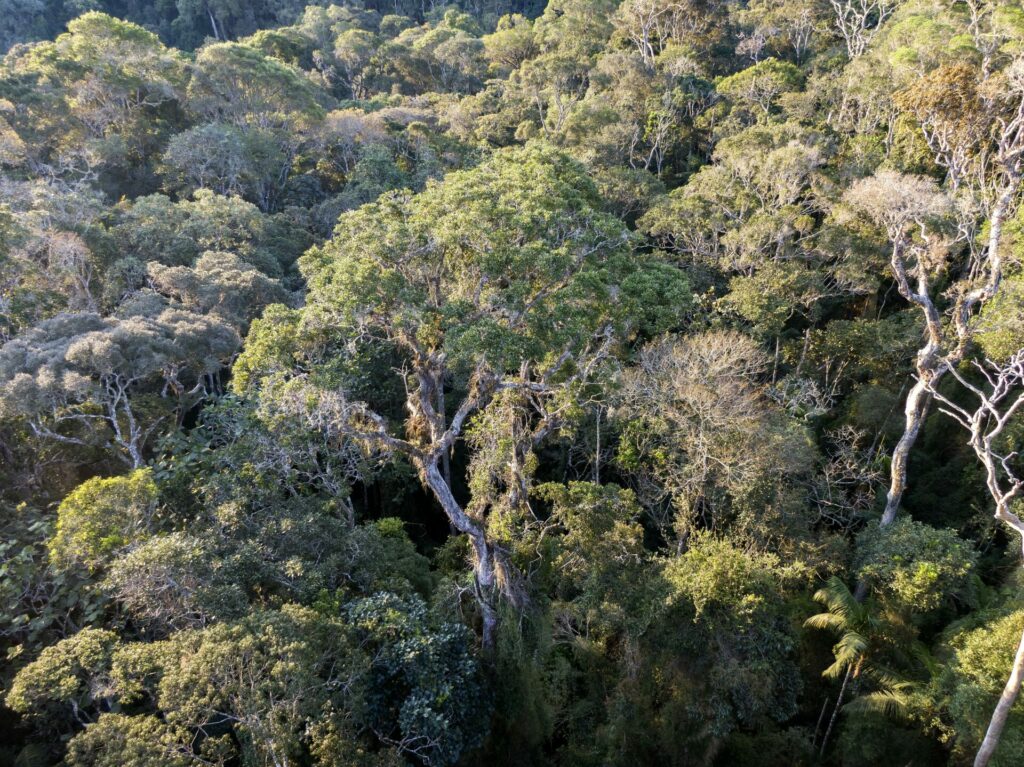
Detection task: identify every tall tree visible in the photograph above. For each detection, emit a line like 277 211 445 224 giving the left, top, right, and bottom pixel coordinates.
926 351 1024 767
235 144 688 646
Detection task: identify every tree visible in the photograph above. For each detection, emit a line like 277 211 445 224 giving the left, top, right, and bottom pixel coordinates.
2 12 185 176
805 577 913 757
854 517 976 613
615 330 811 546
64 714 195 767
236 144 689 647
482 14 537 77
185 42 324 210
187 42 322 132
926 351 1024 766
161 122 285 206
5 627 119 728
333 29 379 99
103 532 247 634
841 172 959 529
829 0 897 58
48 468 159 572
0 305 238 467
345 593 490 765
109 191 297 277
658 533 805 752
147 251 290 332
940 606 1024 767
856 55 1024 533
716 58 803 125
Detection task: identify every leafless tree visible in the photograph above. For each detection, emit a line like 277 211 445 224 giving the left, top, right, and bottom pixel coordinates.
846 77 1024 534
828 0 896 58
925 351 1024 767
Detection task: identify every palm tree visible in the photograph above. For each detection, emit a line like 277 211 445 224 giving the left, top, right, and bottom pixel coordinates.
805 577 877 756
807 576 933 759
806 573 921 753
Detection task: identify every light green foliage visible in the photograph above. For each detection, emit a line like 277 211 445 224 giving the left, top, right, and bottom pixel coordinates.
482 14 537 76
855 518 977 612
665 532 803 625
11 600 486 767
154 605 358 765
716 58 803 125
147 251 290 332
2 12 185 167
65 714 195 767
5 627 118 721
49 469 159 571
110 192 290 275
103 532 247 633
186 42 323 132
532 482 655 639
975 273 1024 362
941 608 1024 766
636 533 806 749
299 143 682 373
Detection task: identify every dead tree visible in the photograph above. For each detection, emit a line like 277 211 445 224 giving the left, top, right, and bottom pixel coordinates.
926 351 1024 767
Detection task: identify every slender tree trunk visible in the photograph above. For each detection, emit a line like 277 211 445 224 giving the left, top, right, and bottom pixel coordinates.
854 377 933 603
813 696 830 749
975 625 1024 767
207 9 221 40
820 664 853 758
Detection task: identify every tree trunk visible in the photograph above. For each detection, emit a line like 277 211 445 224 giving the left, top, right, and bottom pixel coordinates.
421 460 498 650
854 376 933 603
820 664 853 758
880 376 934 527
975 624 1024 767
437 381 451 489
813 696 830 749
207 9 221 40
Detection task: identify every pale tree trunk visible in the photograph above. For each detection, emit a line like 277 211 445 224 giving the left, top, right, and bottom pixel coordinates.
975 624 1024 767
924 354 1024 767
437 378 451 489
421 460 499 649
875 168 1019 539
880 376 932 526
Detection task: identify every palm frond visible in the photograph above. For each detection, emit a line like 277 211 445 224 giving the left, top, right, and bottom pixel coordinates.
804 612 845 632
811 576 863 624
844 688 913 720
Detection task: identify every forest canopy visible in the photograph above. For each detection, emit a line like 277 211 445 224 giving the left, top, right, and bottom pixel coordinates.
3 1 1024 766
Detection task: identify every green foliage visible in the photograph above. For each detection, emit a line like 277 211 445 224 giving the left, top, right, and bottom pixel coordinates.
347 592 490 766
855 518 977 613
65 714 195 767
5 627 118 722
300 143 684 374
49 469 158 572
975 273 1024 362
533 481 655 639
1 1 1019 765
940 608 1024 766
103 532 247 632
